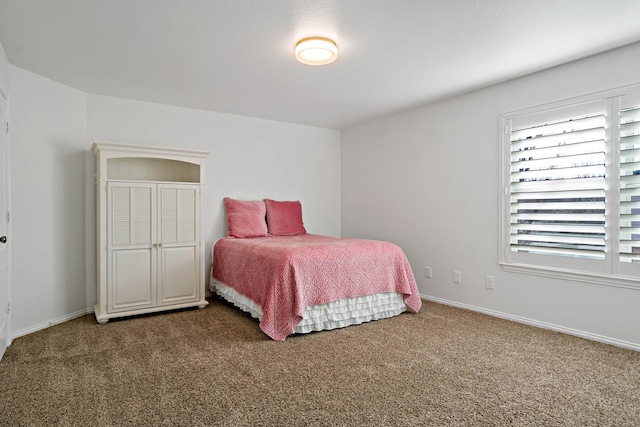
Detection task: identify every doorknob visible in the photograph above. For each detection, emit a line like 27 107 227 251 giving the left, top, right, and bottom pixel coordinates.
0 236 6 243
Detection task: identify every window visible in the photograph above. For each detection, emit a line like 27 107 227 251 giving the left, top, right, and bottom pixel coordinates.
500 86 640 288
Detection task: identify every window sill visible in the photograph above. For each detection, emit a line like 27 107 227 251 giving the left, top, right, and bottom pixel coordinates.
500 262 640 291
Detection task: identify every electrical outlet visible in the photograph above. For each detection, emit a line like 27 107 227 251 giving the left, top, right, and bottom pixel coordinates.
453 270 462 284
425 266 432 278
485 275 495 290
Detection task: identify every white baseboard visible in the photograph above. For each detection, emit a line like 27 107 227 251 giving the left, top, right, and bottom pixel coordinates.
422 294 640 352
12 307 93 341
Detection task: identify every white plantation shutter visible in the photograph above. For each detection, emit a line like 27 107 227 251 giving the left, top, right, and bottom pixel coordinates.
502 88 640 286
619 93 640 264
508 104 607 260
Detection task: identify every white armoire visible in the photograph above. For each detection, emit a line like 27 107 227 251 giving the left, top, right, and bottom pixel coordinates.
92 141 210 323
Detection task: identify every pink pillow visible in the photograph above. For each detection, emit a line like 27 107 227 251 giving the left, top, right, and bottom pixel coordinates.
265 199 307 236
223 198 268 238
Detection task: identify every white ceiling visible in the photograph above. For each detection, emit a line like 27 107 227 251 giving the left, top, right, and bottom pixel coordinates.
1 0 639 130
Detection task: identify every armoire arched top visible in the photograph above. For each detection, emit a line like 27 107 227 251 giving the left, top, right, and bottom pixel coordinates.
91 141 210 184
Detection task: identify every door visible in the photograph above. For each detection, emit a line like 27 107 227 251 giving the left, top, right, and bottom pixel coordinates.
107 182 156 312
0 108 8 360
157 184 200 305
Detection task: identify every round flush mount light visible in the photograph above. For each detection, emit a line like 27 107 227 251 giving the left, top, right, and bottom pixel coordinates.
295 37 338 66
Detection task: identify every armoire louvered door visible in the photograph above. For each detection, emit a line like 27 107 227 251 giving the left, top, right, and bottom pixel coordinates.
107 183 201 313
108 182 156 312
157 184 200 306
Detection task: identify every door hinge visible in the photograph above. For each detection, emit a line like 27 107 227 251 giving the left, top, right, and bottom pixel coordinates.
3 121 8 134
6 302 10 314
5 211 8 224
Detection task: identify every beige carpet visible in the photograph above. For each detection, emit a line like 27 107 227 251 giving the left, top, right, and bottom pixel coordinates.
0 299 638 426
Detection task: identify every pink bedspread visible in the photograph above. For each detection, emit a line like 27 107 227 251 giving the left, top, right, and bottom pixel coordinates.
212 234 421 341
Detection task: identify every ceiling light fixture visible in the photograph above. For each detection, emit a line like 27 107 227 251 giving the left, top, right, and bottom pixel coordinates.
295 37 338 66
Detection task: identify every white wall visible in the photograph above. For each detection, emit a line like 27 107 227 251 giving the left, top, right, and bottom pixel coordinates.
9 67 340 336
341 42 640 349
85 95 341 308
10 66 88 334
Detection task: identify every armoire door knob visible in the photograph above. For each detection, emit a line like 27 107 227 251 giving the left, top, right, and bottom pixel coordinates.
0 236 6 243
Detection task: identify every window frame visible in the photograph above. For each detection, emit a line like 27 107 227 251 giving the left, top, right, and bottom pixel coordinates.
499 84 640 290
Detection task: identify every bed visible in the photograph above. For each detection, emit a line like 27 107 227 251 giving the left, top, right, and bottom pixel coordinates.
210 197 421 341
210 233 422 341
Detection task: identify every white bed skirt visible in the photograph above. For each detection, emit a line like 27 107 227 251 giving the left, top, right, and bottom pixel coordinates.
210 277 407 336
